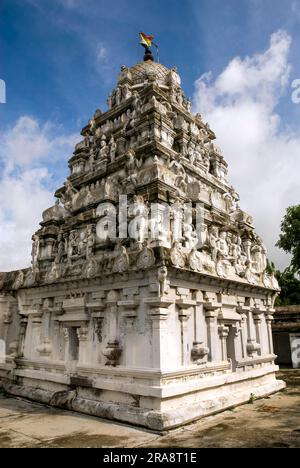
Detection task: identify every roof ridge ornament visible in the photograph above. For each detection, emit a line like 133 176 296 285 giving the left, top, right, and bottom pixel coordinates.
139 31 159 62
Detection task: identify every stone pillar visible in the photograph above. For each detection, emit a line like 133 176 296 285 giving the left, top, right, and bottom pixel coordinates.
205 310 221 362
177 297 195 367
149 307 169 370
144 297 173 370
63 327 70 362
253 311 263 356
178 307 192 366
118 299 138 367
31 312 43 360
218 325 229 361
18 316 28 358
237 303 260 357
36 310 52 359
77 326 89 364
266 309 275 355
239 313 248 359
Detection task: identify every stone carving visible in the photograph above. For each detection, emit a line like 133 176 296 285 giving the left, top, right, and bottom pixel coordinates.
12 270 24 290
191 342 209 362
23 268 36 287
113 243 129 273
103 340 122 366
183 224 199 251
31 234 40 271
55 233 65 264
0 57 283 432
169 154 187 192
136 243 155 270
99 135 109 159
170 241 186 268
158 266 168 296
46 262 61 283
62 180 78 212
128 195 149 244
109 135 117 162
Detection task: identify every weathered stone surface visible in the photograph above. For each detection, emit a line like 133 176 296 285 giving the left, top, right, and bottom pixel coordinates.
0 57 284 429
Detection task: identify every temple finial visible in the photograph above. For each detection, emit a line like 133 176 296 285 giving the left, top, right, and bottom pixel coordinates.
139 31 155 62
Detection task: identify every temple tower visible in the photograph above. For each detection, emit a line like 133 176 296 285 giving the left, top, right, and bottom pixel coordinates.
0 54 285 430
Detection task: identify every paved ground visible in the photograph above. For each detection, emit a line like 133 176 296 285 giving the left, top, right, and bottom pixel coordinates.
0 370 299 448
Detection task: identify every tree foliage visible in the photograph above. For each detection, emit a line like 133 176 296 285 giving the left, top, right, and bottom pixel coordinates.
275 205 300 306
276 205 300 274
275 269 300 306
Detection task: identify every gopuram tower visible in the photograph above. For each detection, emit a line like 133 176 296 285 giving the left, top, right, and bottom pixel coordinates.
0 38 285 430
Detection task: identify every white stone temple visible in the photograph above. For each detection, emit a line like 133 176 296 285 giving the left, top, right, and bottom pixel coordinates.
0 51 285 431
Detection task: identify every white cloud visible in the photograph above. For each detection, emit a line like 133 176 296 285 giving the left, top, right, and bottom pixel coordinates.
96 42 108 61
0 116 77 272
55 0 83 9
193 30 299 270
95 41 113 81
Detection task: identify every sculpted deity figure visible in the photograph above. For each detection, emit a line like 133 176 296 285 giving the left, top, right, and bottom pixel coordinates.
55 233 65 264
67 231 78 260
170 240 186 268
189 248 203 272
122 83 132 100
223 190 239 214
201 148 210 172
195 113 204 123
187 142 196 164
176 89 183 106
136 242 155 269
86 226 95 259
124 149 142 186
78 229 87 256
13 270 24 290
89 118 96 133
251 238 267 275
232 235 246 276
218 230 229 257
132 91 142 114
158 265 168 297
194 144 202 164
63 180 78 212
128 196 149 244
171 201 184 242
31 234 40 270
109 135 117 163
99 136 109 159
115 87 122 106
183 223 199 251
209 226 219 262
169 154 187 192
47 262 61 283
113 243 129 273
89 148 95 170
24 268 36 287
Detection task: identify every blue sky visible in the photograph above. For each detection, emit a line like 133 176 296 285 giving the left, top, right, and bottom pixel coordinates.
1 0 300 270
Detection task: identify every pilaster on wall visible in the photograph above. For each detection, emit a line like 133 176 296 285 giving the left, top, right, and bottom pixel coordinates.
144 296 173 370
204 293 222 363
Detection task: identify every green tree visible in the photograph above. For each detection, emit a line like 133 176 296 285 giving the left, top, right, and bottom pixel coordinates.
276 204 300 305
276 205 300 274
275 269 300 306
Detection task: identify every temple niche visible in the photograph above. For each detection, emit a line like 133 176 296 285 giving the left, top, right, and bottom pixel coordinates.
0 52 284 431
